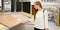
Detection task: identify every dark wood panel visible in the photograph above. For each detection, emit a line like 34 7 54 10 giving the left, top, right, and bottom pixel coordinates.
23 2 30 13
16 2 21 12
11 0 15 12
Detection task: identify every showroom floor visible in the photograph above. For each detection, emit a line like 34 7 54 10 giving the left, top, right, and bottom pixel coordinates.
49 22 60 30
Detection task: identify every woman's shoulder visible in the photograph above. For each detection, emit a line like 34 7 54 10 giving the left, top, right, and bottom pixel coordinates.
43 9 48 12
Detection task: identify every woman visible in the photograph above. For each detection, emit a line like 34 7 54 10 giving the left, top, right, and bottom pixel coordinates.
33 1 48 30
21 1 48 30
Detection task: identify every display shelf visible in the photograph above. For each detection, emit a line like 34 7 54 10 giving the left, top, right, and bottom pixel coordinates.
41 0 60 3
4 0 11 12
54 8 60 26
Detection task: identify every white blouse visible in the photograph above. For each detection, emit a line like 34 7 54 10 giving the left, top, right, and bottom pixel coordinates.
29 9 48 29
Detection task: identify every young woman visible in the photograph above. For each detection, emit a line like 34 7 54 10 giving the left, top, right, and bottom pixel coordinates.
33 1 48 30
21 1 48 30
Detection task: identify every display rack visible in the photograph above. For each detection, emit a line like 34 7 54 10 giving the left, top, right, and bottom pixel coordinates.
40 0 59 22
41 0 60 3
4 0 11 12
54 7 60 26
41 0 60 26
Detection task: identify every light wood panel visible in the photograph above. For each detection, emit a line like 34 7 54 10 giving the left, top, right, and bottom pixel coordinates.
0 12 33 28
0 14 23 28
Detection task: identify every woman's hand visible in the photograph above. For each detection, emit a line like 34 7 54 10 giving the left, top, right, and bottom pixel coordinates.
45 28 48 30
21 20 30 24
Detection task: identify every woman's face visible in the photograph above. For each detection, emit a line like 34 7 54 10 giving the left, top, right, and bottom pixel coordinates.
34 4 38 9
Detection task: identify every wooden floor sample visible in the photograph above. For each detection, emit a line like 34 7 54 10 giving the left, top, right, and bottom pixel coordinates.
0 14 22 28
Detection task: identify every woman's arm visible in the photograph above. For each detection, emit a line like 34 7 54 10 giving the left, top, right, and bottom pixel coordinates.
29 15 34 22
44 10 48 30
21 15 34 24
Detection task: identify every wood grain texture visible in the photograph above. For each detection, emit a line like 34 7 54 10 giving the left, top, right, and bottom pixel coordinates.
0 14 22 28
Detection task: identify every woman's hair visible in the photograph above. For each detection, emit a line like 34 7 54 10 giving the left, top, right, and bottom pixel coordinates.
33 1 43 20
35 1 43 9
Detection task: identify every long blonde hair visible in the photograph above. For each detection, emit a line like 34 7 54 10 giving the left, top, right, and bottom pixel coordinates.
35 1 43 9
34 1 43 20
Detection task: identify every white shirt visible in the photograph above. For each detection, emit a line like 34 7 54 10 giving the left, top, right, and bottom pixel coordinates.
29 9 48 29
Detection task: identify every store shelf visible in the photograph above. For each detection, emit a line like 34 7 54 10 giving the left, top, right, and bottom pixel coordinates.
42 2 59 5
